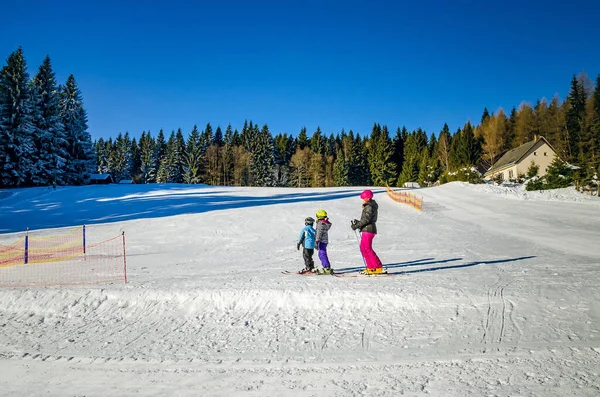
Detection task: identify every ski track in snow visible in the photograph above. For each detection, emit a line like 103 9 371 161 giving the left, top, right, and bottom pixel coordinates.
0 183 599 396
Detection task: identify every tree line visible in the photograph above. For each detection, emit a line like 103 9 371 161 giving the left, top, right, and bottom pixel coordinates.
100 71 599 189
2 47 599 189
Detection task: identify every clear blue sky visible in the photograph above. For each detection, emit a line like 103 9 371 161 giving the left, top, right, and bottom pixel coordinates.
1 0 599 141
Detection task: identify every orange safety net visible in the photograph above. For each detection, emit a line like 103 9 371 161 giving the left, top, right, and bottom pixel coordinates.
27 226 84 264
0 237 26 268
0 226 126 288
385 185 423 211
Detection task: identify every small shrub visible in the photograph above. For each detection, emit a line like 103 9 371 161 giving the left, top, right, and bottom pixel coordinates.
526 162 540 179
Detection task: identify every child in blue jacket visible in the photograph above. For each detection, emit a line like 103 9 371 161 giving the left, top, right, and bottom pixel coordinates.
297 217 316 273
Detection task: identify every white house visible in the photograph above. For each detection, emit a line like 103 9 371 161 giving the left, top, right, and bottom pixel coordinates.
484 136 557 181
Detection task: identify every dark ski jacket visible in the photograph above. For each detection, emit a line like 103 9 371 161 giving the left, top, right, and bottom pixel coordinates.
315 218 332 244
356 199 378 234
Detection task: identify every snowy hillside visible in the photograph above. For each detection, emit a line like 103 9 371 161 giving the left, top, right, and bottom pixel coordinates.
1 183 599 396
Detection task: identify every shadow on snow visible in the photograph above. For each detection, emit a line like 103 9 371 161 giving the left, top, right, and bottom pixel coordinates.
0 184 385 234
334 256 536 275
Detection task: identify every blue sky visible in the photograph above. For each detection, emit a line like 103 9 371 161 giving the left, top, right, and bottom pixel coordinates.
1 0 599 141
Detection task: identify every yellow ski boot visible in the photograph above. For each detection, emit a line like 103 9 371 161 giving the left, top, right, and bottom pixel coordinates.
363 267 385 275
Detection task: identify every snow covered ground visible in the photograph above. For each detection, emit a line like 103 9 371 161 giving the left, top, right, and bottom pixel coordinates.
0 182 599 396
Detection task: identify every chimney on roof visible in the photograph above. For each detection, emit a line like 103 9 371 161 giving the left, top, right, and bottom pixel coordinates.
534 134 539 142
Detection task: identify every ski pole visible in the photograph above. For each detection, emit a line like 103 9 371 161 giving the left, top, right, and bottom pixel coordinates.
354 229 367 269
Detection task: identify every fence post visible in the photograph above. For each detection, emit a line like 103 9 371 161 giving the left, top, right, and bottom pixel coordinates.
122 231 128 284
24 229 29 264
83 225 86 259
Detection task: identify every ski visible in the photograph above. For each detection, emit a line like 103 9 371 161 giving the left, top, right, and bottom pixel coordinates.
282 270 333 276
333 270 405 278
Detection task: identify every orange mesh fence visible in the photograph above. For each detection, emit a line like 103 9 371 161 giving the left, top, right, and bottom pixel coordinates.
0 226 127 288
0 237 26 268
385 185 423 211
27 226 84 265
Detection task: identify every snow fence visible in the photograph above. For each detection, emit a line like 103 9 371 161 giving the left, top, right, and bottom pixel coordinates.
0 226 127 288
385 185 423 211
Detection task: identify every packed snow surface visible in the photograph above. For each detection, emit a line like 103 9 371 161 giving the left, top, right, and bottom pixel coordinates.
0 182 599 396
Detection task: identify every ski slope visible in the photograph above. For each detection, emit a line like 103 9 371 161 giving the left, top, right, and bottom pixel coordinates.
0 182 599 396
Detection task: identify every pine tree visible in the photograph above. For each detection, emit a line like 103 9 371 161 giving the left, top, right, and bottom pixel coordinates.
30 56 67 186
130 138 140 182
109 132 134 182
138 131 156 183
481 107 491 124
534 98 550 139
428 132 438 156
297 127 308 150
183 125 202 184
309 152 326 187
417 146 430 186
566 74 586 161
458 122 480 166
213 126 223 147
273 133 295 186
94 138 111 174
591 75 600 167
579 75 596 166
505 106 518 150
154 129 167 182
0 47 35 187
391 127 407 177
173 128 186 183
200 123 213 153
437 123 451 171
222 124 235 185
449 128 462 169
248 124 275 186
326 133 336 157
397 131 423 186
333 147 349 186
349 134 370 185
310 126 326 154
158 130 184 183
545 157 574 188
59 74 94 185
324 154 335 187
368 124 396 186
231 129 241 147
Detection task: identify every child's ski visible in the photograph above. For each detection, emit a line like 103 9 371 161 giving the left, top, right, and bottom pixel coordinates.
282 270 333 276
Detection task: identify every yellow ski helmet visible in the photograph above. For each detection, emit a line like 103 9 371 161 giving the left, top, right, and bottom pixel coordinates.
316 209 327 219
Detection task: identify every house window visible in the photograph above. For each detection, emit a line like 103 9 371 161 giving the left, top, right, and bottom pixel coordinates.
509 170 514 179
534 151 537 156
544 152 547 156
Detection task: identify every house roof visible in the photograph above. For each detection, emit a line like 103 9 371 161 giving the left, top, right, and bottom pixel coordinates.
485 136 554 175
89 173 112 180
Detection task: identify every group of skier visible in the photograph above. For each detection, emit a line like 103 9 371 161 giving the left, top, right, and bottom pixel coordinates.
296 189 383 275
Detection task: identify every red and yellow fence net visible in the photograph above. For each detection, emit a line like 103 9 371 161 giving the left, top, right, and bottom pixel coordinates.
0 226 127 288
385 185 423 211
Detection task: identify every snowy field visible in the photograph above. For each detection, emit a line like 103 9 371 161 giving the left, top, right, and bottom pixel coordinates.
0 182 599 396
